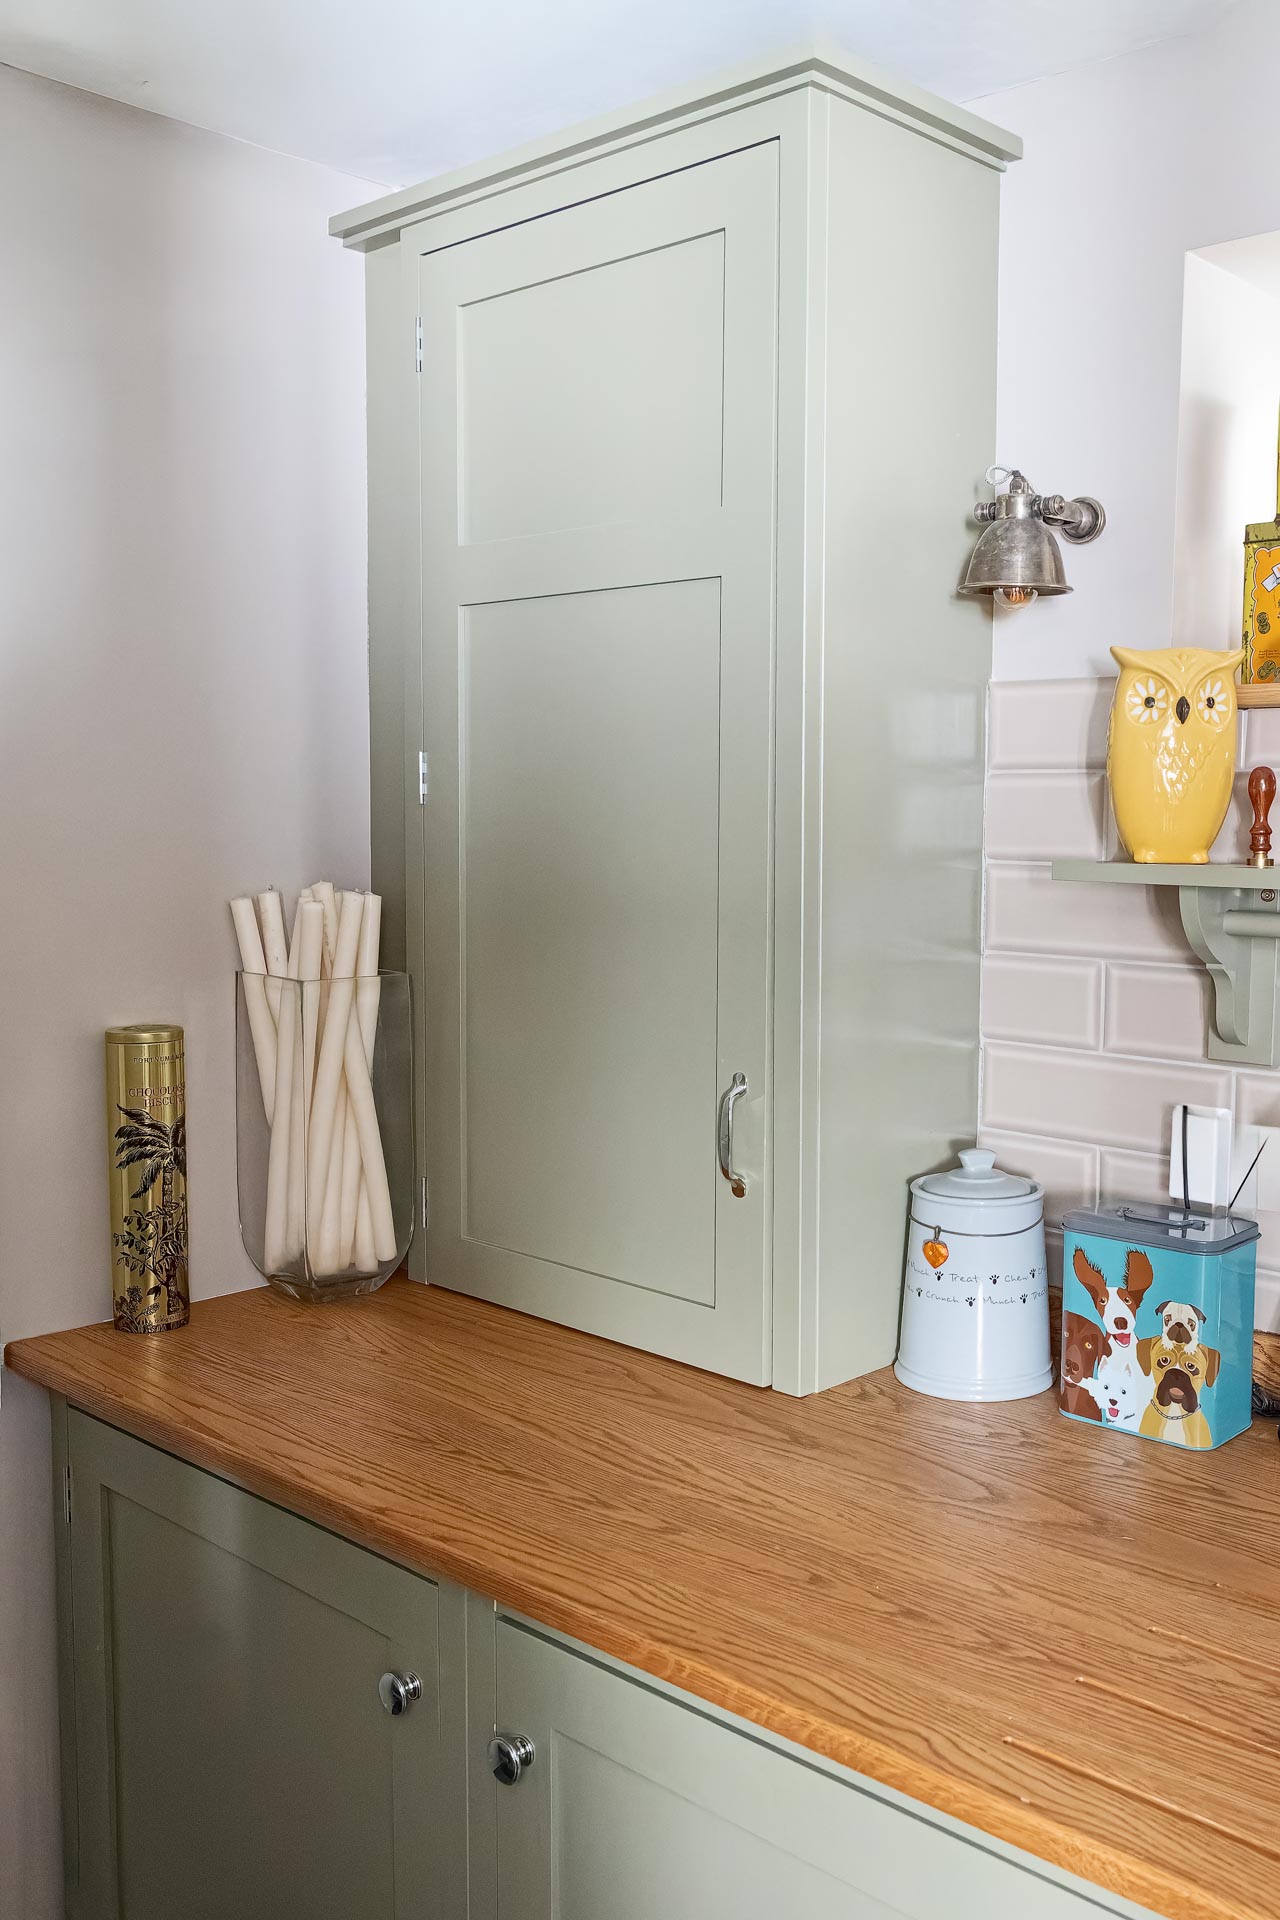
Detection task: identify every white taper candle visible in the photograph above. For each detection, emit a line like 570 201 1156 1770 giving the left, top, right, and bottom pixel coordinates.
348 894 385 1270
343 1000 396 1264
294 901 325 1265
305 890 363 1257
257 888 289 1027
229 897 276 1124
353 1182 376 1275
263 909 299 1273
316 1111 346 1274
310 881 338 978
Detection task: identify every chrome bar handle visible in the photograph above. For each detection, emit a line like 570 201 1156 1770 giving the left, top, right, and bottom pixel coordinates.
717 1072 748 1198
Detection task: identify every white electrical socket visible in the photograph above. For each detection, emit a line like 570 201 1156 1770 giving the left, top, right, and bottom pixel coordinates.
1169 1104 1232 1209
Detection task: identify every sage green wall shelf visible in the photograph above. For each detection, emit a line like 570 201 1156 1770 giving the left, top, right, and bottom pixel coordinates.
1052 860 1280 1065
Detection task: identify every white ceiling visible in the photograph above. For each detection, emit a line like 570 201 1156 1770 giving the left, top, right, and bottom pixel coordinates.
0 0 1233 189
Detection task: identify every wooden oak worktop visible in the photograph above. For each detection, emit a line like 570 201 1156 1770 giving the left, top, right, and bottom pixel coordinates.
8 1281 1280 1920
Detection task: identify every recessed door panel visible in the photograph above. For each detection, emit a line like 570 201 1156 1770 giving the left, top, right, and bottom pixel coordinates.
458 232 725 544
67 1413 441 1920
462 581 720 1301
414 140 777 1382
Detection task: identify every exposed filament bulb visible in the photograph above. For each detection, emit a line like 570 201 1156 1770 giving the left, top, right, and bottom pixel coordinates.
993 585 1039 609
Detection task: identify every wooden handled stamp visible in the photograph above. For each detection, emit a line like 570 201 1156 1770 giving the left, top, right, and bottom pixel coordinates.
1248 764 1276 867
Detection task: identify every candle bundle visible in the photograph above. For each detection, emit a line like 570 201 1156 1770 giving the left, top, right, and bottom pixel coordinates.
230 886 397 1279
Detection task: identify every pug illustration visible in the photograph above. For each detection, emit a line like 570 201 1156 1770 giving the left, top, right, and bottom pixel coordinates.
1153 1301 1206 1354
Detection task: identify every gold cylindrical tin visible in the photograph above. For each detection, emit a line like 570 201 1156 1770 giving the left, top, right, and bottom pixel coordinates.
105 1024 189 1333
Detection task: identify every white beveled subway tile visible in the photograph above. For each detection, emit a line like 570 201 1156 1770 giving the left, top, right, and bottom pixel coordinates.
988 678 1110 772
978 1128 1098 1225
1242 705 1280 767
982 1043 1231 1153
1246 1208 1280 1244
1234 1073 1280 1128
984 861 1194 964
982 954 1102 1049
1103 963 1211 1063
984 771 1106 862
1098 1147 1169 1209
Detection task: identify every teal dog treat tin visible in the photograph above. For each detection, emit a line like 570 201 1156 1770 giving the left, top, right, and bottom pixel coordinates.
1060 1204 1257 1451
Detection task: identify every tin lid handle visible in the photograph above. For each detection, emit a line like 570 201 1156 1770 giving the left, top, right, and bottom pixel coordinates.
1117 1205 1207 1232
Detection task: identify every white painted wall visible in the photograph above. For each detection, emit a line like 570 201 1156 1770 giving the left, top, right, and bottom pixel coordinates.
0 67 372 1917
972 0 1280 681
1172 249 1280 653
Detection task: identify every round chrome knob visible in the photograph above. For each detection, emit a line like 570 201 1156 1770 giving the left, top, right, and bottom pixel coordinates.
378 1670 422 1716
488 1733 536 1785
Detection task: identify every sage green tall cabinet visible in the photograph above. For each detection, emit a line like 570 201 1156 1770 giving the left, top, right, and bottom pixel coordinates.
334 46 1020 1394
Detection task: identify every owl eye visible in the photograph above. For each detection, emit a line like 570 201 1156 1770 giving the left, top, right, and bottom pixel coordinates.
1126 677 1168 724
1196 678 1230 727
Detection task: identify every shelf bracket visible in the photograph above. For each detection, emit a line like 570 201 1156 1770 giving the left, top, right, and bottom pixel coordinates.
1177 884 1280 1065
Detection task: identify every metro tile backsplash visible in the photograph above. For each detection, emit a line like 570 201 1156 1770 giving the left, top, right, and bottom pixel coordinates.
979 678 1280 1331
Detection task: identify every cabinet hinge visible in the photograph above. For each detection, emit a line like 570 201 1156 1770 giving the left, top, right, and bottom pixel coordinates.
62 1463 72 1530
421 1176 430 1231
418 750 429 804
415 315 423 375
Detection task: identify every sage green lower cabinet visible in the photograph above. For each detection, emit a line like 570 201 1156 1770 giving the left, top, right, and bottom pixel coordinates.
488 1621 1147 1920
54 1413 1156 1920
62 1411 445 1920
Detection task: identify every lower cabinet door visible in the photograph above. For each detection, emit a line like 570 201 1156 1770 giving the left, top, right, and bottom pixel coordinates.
491 1621 1125 1920
66 1411 442 1920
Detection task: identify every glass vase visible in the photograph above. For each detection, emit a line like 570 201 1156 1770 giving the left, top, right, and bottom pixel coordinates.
236 970 414 1302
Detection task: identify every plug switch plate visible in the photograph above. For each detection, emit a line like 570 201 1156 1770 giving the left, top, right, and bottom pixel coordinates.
1169 1104 1232 1210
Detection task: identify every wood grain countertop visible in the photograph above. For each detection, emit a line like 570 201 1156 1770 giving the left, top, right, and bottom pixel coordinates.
8 1280 1280 1920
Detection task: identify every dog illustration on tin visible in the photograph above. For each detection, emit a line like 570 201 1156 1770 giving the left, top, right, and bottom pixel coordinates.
1070 1245 1153 1353
1060 1248 1157 1431
1059 1313 1110 1421
1135 1304 1222 1449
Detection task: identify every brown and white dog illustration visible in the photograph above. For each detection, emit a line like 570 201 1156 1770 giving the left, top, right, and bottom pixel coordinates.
1072 1247 1154 1355
1060 1313 1111 1420
1136 1336 1221 1448
1152 1301 1206 1354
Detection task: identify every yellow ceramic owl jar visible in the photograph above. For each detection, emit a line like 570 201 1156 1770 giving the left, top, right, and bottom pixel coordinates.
1107 646 1244 863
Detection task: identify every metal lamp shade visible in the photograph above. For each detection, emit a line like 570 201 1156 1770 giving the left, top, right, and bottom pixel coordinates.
959 515 1071 598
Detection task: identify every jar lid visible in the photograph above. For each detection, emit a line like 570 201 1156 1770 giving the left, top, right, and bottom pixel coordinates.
913 1147 1037 1204
105 1024 185 1045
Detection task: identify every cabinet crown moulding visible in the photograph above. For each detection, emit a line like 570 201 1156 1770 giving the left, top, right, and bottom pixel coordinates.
329 41 1022 251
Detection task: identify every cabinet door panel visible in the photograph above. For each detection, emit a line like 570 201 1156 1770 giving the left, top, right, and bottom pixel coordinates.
458 227 725 544
67 1413 441 1920
491 1622 1123 1920
413 142 777 1383
462 581 719 1299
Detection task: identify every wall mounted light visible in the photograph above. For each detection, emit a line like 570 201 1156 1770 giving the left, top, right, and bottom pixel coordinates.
960 467 1106 610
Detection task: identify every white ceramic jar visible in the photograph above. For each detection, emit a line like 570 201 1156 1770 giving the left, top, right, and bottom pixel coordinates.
895 1147 1052 1402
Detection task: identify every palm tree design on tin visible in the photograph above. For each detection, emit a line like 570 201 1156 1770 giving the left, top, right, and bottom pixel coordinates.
112 1106 188 1325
